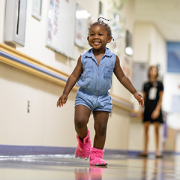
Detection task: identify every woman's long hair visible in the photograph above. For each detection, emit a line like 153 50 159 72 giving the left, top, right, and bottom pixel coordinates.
148 66 159 79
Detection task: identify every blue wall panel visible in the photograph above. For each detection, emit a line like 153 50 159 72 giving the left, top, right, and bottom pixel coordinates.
167 42 180 73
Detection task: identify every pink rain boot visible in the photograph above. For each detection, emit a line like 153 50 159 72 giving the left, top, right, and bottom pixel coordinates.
90 147 108 166
75 130 91 160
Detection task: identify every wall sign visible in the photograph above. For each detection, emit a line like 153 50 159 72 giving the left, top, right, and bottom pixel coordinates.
46 0 77 58
4 0 28 46
75 4 92 48
32 0 43 20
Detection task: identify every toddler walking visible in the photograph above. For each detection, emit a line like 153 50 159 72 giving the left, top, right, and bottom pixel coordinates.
57 17 144 166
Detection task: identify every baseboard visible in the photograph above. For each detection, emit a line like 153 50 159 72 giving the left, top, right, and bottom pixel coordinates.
127 150 142 156
163 151 176 155
128 150 179 156
104 149 127 155
0 145 76 156
0 145 127 156
127 151 160 156
1 145 176 157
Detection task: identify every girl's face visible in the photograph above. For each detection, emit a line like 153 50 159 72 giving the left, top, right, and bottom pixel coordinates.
87 25 112 51
149 66 158 79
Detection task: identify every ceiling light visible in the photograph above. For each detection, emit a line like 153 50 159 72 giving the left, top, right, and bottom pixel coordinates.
125 47 133 56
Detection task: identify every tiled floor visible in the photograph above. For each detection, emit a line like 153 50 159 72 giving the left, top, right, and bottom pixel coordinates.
0 154 179 180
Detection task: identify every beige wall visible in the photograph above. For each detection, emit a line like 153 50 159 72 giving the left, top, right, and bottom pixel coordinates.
150 26 167 73
0 62 76 147
163 73 180 153
133 23 152 63
163 73 180 112
0 0 137 151
128 118 163 152
175 132 180 153
133 22 166 73
0 0 6 43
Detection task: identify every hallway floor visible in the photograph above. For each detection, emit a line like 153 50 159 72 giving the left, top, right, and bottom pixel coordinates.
0 154 179 180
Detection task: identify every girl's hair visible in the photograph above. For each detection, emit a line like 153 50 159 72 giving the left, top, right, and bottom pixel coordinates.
148 66 159 79
88 17 112 37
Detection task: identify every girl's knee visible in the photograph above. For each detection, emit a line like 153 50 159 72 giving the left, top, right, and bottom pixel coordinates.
96 124 107 136
75 118 87 129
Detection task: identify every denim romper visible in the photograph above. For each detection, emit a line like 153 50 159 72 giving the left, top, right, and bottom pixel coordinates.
75 48 116 112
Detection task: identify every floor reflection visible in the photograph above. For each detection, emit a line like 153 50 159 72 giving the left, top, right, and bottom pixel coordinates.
140 158 162 180
0 154 179 179
75 166 106 180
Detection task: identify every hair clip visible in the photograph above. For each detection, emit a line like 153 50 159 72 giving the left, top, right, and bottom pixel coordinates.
97 17 114 41
97 17 110 22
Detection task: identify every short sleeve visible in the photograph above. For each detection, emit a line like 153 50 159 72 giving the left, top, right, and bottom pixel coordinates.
81 54 85 64
158 81 164 91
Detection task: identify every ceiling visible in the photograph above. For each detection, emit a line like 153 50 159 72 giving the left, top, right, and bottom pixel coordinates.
135 0 180 41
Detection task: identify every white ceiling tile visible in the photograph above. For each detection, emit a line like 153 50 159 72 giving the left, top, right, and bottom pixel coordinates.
135 0 180 41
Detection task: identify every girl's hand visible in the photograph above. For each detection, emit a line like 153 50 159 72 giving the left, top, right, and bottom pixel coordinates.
57 93 68 107
151 109 160 119
133 92 144 106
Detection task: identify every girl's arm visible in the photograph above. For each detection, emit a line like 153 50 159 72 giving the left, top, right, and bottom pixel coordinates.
114 56 144 106
57 56 82 107
151 91 163 119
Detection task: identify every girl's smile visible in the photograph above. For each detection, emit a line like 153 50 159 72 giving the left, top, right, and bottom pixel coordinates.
87 25 112 50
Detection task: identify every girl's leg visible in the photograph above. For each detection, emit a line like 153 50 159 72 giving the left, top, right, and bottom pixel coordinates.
93 111 109 149
154 122 161 156
74 105 91 139
90 111 109 165
142 122 150 155
74 105 92 159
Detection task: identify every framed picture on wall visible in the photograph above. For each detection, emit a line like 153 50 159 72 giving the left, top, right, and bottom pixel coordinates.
75 4 92 48
99 1 103 16
32 0 43 21
46 0 77 58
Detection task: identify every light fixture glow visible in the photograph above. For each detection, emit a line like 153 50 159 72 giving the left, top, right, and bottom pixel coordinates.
125 47 133 56
76 10 91 19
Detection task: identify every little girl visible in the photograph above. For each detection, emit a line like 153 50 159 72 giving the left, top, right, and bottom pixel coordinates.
57 17 144 166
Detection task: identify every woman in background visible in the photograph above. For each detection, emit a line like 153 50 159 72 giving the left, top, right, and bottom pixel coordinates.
139 66 164 158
